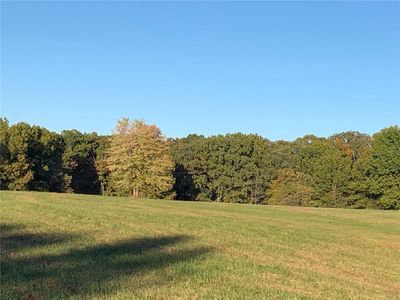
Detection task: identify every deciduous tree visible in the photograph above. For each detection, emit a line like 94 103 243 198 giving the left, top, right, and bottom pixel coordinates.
107 119 174 198
364 126 400 209
267 168 314 206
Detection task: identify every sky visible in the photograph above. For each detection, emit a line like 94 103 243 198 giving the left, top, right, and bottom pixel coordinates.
1 1 399 141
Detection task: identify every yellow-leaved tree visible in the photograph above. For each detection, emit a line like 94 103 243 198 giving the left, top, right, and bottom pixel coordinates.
107 118 175 198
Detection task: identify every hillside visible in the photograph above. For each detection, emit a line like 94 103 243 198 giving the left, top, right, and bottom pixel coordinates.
1 191 399 299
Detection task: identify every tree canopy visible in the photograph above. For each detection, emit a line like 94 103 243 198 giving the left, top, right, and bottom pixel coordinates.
107 118 174 198
1 117 398 209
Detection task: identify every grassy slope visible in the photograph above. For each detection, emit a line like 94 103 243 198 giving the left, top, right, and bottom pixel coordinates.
1 191 399 300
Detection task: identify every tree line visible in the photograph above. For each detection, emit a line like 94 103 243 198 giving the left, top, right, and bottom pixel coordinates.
1 117 399 209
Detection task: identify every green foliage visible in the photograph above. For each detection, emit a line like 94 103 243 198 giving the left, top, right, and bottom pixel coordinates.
341 194 376 209
329 131 372 163
0 120 64 191
172 133 273 203
378 190 400 210
61 130 101 194
0 117 398 209
0 118 10 190
292 136 352 207
364 127 400 209
171 134 205 200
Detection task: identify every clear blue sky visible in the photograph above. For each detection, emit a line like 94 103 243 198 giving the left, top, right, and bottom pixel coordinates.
1 1 399 140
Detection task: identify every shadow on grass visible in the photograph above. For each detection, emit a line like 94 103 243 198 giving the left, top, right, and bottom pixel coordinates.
1 223 212 299
0 224 78 255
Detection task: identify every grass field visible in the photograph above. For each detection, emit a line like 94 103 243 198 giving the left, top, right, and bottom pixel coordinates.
1 191 399 299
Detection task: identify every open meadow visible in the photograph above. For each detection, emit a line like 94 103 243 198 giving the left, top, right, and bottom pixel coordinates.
1 191 399 299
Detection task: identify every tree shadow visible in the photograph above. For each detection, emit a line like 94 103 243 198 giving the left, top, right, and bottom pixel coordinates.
1 223 212 299
1 224 77 255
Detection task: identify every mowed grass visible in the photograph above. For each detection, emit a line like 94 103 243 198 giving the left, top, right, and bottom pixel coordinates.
1 191 399 299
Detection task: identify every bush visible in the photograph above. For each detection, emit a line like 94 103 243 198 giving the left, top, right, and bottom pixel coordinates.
378 190 400 210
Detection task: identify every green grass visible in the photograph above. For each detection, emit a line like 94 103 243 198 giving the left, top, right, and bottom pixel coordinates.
1 191 399 299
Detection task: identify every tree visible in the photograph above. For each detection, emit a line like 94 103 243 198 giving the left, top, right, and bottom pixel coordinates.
171 133 274 203
94 135 111 195
292 136 352 207
0 121 64 191
2 122 34 190
267 168 314 206
107 119 174 198
364 127 400 209
171 134 205 200
0 118 10 189
31 127 65 192
62 130 101 194
1 117 398 210
328 131 372 165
